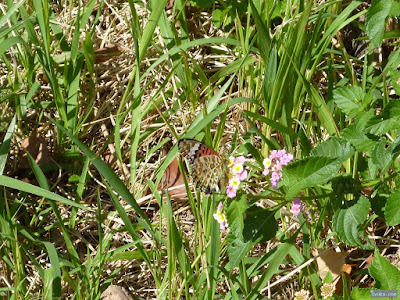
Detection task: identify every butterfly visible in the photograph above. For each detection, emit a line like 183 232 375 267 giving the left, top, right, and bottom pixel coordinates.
178 139 226 194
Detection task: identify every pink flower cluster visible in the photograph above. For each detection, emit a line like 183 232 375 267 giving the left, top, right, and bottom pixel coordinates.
291 198 312 222
225 155 248 198
263 149 293 189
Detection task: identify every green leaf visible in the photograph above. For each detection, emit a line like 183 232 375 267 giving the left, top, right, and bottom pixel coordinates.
366 0 394 47
227 194 248 270
350 287 373 299
283 156 341 200
370 249 400 290
389 1 400 16
390 68 400 96
332 196 374 249
371 138 392 174
212 8 226 28
341 124 376 152
385 190 400 226
366 100 400 134
356 108 375 130
243 206 278 244
310 136 354 161
371 194 387 219
333 85 366 118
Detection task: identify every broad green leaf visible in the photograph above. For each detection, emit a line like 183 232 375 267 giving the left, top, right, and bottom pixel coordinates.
366 0 394 47
366 100 400 134
368 157 379 179
370 194 387 219
371 138 392 174
227 194 248 270
385 190 400 226
350 287 373 299
341 124 376 152
243 206 278 244
370 249 400 290
356 108 375 130
391 68 400 96
388 135 400 157
310 136 354 161
389 1 400 16
283 156 341 200
333 85 367 118
332 196 374 249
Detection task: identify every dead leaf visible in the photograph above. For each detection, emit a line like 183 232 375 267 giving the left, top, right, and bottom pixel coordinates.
364 253 374 269
157 157 188 199
312 248 349 283
335 264 357 296
101 285 133 300
19 134 51 171
95 44 124 63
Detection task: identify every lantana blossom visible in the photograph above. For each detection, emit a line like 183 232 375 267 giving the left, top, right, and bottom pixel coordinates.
226 186 236 198
236 169 248 181
232 163 244 174
213 202 227 230
225 154 248 198
229 177 240 190
291 198 312 222
227 156 235 168
262 149 293 189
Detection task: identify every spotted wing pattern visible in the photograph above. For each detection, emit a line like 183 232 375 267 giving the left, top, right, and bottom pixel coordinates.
178 139 225 194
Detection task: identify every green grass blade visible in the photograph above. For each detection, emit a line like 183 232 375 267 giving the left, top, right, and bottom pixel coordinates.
0 175 88 209
43 242 62 299
0 115 16 174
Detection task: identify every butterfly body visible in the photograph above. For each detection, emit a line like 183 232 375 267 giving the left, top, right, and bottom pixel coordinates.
178 139 226 194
